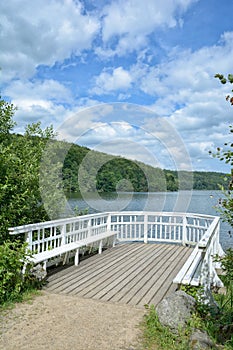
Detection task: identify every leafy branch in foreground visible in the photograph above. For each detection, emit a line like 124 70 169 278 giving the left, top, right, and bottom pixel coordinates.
0 97 67 243
0 241 37 305
211 74 233 228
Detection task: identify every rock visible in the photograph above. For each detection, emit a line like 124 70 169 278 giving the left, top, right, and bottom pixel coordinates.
156 290 196 334
30 264 47 281
189 328 215 349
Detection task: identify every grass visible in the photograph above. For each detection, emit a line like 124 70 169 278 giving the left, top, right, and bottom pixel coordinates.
0 287 41 313
140 305 191 350
140 291 233 350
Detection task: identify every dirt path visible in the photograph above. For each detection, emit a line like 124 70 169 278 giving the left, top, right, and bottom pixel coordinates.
0 291 145 350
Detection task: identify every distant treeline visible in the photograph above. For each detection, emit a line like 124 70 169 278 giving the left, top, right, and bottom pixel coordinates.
62 142 228 193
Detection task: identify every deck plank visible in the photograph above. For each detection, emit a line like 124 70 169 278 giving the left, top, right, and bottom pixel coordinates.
86 244 168 300
102 245 174 303
148 247 192 306
130 246 192 306
58 244 146 294
47 243 136 284
119 245 182 305
45 243 193 307
47 243 143 293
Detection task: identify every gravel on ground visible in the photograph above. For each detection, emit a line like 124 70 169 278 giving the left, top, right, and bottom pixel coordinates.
0 291 145 350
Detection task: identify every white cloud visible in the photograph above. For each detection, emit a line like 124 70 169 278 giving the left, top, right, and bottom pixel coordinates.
100 0 198 56
102 0 196 41
0 0 99 82
4 79 73 103
1 1 232 173
90 67 132 95
3 79 74 131
136 31 233 103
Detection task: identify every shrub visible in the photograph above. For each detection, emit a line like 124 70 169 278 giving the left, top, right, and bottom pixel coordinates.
0 240 37 305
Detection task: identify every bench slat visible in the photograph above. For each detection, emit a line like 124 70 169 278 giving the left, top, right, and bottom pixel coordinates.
30 231 117 267
31 242 82 264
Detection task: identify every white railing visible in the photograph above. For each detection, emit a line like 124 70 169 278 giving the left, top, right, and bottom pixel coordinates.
9 211 224 289
9 211 215 251
109 211 214 245
173 215 225 289
9 212 111 254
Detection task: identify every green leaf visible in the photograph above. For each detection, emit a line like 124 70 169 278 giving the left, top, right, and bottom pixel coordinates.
228 74 233 83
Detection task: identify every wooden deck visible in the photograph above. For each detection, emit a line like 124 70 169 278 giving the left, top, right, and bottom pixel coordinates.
45 243 193 308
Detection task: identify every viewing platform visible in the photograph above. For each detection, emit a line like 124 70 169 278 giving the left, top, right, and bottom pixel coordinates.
10 211 225 307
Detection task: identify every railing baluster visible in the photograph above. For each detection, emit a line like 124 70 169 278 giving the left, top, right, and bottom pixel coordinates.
182 215 187 246
9 211 222 276
144 214 148 243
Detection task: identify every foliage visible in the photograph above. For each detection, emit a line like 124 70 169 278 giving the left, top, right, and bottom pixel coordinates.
141 305 190 350
0 97 16 136
212 74 233 228
181 261 233 347
73 205 89 216
62 143 227 194
141 290 233 349
0 98 67 243
0 241 39 305
96 158 149 192
215 249 233 331
215 73 233 104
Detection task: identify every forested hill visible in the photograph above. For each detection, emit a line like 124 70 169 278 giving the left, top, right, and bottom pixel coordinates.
62 142 228 193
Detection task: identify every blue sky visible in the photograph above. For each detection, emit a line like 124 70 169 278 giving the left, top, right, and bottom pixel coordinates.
1 0 233 173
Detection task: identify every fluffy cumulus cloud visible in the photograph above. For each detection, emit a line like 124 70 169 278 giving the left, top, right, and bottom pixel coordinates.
1 0 233 172
100 0 198 55
0 0 99 81
3 79 74 131
4 79 73 104
139 32 233 100
90 67 132 95
86 27 233 171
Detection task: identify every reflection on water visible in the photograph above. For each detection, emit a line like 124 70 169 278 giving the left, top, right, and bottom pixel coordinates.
67 190 232 250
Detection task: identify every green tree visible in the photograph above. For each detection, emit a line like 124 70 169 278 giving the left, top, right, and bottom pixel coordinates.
213 74 233 227
0 98 65 243
0 97 16 136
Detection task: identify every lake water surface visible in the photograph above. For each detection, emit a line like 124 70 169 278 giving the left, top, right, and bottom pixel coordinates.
67 190 233 251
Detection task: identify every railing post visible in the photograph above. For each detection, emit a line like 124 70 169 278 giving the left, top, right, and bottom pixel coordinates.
107 213 111 232
25 231 32 250
182 215 187 246
216 219 225 256
213 218 225 270
144 214 148 244
88 218 92 238
199 246 219 307
61 224 66 245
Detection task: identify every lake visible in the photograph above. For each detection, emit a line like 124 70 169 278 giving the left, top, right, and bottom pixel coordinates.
67 190 233 251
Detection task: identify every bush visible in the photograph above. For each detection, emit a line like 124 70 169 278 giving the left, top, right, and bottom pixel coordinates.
0 241 38 305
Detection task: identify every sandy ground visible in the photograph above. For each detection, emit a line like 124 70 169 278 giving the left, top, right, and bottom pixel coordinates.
0 291 145 350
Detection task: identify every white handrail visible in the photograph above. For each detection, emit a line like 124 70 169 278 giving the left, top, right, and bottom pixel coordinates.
9 211 224 291
9 211 218 248
9 211 217 248
173 216 225 289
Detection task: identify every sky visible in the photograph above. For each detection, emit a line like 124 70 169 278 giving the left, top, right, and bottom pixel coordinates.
1 0 233 174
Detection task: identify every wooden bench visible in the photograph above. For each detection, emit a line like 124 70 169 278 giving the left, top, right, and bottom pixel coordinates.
29 231 117 271
173 246 202 287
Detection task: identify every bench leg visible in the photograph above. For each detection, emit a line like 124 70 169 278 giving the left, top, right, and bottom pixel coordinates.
22 262 27 275
74 248 79 266
113 235 116 247
98 239 103 254
43 260 47 272
63 251 70 265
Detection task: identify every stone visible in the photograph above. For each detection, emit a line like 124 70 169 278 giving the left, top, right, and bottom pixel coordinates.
189 328 215 349
30 263 47 281
156 290 196 334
